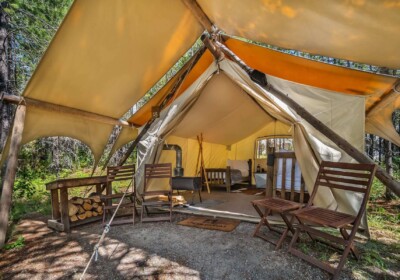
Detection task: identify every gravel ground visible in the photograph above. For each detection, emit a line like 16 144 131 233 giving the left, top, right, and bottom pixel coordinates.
0 213 392 280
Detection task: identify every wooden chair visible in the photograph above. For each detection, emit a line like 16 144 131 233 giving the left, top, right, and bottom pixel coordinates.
101 165 138 226
288 161 376 280
141 163 173 223
251 152 305 249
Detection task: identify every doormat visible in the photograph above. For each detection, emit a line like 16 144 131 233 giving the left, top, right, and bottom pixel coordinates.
177 216 240 232
240 188 265 196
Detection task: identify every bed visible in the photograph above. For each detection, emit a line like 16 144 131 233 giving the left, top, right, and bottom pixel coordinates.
203 159 252 192
272 152 308 203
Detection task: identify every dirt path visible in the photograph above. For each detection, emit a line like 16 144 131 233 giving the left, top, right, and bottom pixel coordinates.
0 213 396 279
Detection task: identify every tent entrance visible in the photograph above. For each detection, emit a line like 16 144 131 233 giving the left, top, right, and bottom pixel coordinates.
174 189 261 223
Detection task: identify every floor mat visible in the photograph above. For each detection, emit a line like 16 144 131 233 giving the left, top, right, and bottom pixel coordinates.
239 188 265 196
177 216 240 232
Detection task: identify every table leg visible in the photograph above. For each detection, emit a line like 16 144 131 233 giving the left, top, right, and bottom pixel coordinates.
60 188 70 233
51 190 61 220
106 182 112 207
95 183 102 195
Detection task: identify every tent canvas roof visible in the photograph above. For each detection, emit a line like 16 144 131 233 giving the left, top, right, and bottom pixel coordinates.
2 0 399 165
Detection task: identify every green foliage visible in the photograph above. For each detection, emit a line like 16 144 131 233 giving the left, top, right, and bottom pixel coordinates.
3 0 73 93
10 192 51 222
3 235 25 250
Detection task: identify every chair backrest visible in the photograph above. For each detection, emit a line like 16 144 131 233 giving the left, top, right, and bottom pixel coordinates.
106 164 136 192
272 152 307 203
309 161 377 211
144 163 172 191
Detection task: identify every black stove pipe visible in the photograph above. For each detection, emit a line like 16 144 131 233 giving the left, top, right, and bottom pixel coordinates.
162 144 184 176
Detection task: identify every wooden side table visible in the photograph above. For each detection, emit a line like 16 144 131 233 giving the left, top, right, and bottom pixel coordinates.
46 176 108 232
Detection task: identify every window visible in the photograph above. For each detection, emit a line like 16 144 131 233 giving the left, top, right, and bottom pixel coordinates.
255 137 294 159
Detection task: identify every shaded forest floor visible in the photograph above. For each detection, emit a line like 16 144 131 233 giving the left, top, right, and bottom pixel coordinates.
0 212 399 280
1 178 399 279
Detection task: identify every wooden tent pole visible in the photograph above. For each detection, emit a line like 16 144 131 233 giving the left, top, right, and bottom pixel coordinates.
117 47 206 166
197 134 210 193
2 95 132 127
0 104 26 248
181 0 214 33
210 39 400 197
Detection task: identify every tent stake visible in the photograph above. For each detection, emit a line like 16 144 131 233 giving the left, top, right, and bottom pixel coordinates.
0 104 26 248
211 40 400 197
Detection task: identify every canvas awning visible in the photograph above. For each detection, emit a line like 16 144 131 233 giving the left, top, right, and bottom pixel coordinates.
3 0 399 164
198 0 400 68
14 0 204 163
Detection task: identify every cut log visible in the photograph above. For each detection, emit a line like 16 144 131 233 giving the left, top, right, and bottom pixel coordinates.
84 198 91 204
70 215 78 222
77 213 86 220
68 202 79 216
78 206 85 214
82 202 92 211
85 211 93 218
95 206 103 213
92 211 98 217
70 197 84 205
91 196 101 203
92 202 99 208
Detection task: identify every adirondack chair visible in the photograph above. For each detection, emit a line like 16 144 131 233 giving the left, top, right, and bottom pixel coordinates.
288 161 376 280
101 164 137 226
141 163 173 222
251 152 306 249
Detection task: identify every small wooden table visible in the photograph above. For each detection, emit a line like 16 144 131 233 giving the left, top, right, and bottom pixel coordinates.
46 176 108 232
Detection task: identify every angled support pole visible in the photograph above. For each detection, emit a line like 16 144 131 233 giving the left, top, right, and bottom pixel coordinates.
0 103 26 248
181 0 214 33
117 46 206 166
209 39 400 197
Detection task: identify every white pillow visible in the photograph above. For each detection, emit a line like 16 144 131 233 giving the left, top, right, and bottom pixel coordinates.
227 159 249 177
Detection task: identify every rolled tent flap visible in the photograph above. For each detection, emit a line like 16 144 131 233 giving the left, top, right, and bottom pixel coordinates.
0 105 115 166
136 62 218 193
366 92 400 147
220 59 368 226
108 126 139 160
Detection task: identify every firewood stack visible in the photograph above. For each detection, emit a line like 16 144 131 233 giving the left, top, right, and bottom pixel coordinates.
68 195 103 222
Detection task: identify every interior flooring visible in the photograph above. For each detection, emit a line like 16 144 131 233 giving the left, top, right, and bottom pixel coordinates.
174 185 283 223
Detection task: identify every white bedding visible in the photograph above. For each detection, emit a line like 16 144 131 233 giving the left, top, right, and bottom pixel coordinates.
276 158 302 191
227 159 249 177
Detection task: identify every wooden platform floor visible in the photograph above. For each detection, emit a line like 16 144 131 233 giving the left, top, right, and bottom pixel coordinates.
175 186 283 224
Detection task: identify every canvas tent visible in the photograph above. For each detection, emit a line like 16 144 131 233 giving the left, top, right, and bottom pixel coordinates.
1 0 400 243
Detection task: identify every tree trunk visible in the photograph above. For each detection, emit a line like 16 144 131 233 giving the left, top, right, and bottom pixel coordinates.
0 2 13 151
368 134 374 159
0 104 26 248
384 140 395 200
